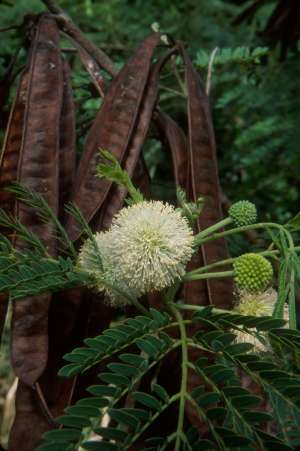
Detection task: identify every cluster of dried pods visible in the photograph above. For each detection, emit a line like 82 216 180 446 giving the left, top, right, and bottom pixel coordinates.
0 12 233 450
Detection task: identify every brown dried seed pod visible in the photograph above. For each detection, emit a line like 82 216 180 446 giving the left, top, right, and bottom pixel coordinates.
65 33 162 241
8 380 52 451
0 70 28 342
11 15 63 386
0 71 28 217
154 108 188 188
99 51 176 230
180 45 233 309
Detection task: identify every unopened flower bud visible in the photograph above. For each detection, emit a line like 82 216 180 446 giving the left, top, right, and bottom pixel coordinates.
233 253 273 293
229 201 257 227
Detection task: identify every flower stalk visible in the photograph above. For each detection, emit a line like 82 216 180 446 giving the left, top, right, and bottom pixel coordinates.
194 217 233 240
194 222 294 248
184 270 234 282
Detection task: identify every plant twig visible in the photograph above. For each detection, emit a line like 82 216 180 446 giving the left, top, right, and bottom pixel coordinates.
40 0 118 76
39 0 63 14
0 25 19 33
35 382 56 426
206 46 219 95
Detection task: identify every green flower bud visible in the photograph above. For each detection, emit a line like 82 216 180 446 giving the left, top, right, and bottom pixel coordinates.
229 201 257 227
233 253 273 293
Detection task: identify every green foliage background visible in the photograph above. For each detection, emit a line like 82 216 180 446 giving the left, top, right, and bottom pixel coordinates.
1 0 299 221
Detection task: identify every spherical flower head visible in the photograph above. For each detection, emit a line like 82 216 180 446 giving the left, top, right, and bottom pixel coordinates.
78 232 140 306
233 253 273 293
235 288 277 317
107 201 194 293
229 201 257 227
233 288 277 352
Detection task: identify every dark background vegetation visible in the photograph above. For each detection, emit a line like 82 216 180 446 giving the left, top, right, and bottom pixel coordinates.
0 0 299 443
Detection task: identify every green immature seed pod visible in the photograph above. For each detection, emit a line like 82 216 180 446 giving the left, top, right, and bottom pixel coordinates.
233 253 273 293
229 201 257 227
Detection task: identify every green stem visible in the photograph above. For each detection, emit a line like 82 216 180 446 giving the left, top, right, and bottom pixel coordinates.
172 56 187 96
101 279 149 315
184 270 233 282
164 281 180 303
127 394 180 449
130 297 149 315
193 360 266 450
173 302 230 316
169 305 189 451
160 85 186 98
187 257 236 275
187 248 281 278
185 394 226 450
195 217 232 241
289 269 296 329
81 322 183 375
194 222 293 248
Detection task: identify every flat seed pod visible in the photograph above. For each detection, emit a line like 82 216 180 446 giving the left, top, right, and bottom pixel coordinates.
98 53 175 229
33 59 77 416
8 381 53 451
11 15 63 386
76 42 106 97
37 287 91 417
0 70 28 216
181 45 233 309
0 70 28 341
66 33 162 241
31 60 79 417
154 109 188 188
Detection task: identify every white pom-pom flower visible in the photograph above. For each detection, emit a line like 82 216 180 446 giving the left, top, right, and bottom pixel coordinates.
233 289 289 352
78 200 194 305
108 201 194 293
234 288 277 317
78 232 140 306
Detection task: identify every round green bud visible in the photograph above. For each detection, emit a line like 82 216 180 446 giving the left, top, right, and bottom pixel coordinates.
229 201 257 227
233 253 273 293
